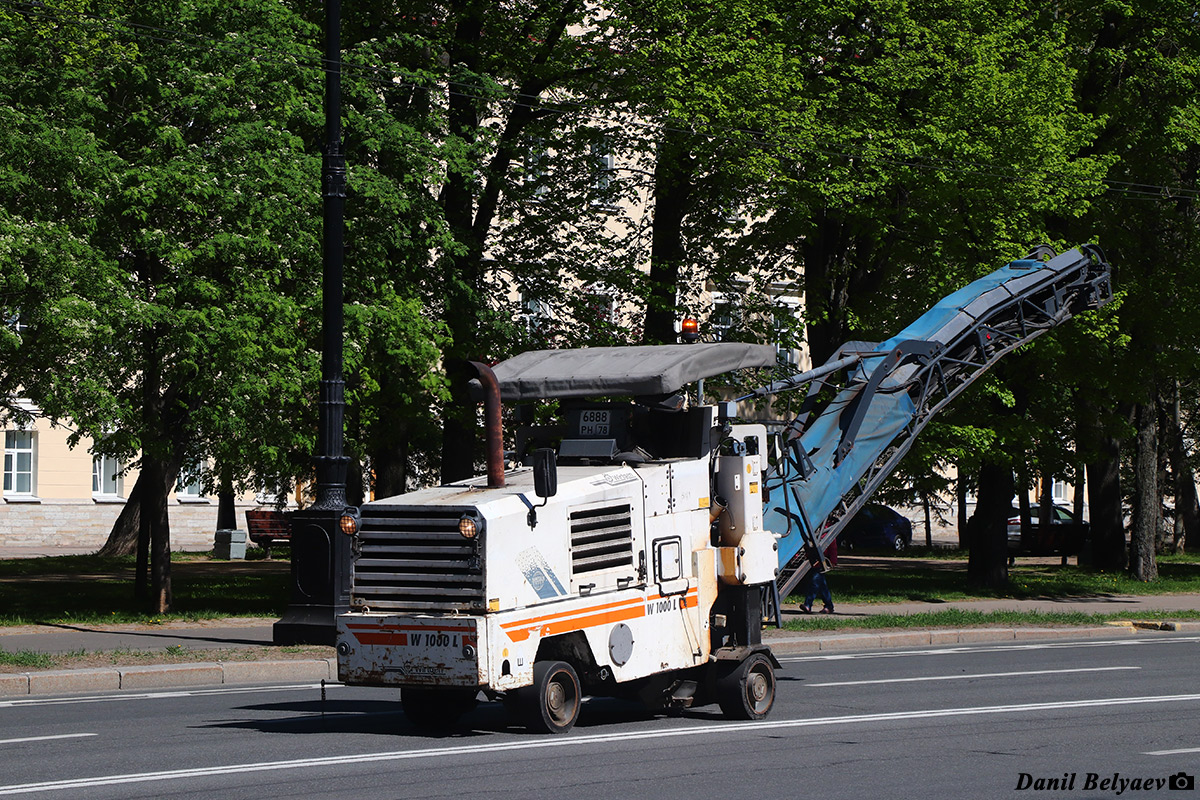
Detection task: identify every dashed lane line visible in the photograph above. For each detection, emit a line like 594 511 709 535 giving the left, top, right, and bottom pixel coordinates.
0 734 96 746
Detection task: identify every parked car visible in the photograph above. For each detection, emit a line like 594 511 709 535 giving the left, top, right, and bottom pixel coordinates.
1006 504 1089 555
838 504 913 551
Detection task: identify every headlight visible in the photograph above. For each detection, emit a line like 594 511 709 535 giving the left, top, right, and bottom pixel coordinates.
339 507 360 536
458 514 482 539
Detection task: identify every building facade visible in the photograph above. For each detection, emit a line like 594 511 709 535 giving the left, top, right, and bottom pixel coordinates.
0 411 271 553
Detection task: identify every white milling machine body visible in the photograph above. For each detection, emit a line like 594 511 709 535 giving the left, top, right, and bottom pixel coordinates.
335 245 1113 734
336 343 784 732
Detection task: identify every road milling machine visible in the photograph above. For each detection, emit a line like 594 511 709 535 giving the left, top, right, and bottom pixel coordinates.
335 245 1112 733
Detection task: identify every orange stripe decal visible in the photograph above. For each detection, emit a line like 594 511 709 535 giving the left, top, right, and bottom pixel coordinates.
502 589 699 643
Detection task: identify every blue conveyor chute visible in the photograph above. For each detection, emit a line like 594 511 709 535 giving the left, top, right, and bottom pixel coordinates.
754 245 1113 598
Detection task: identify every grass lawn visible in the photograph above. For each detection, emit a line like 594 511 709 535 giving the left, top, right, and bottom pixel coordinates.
1 547 1199 631
779 550 1200 631
0 550 291 627
823 552 1200 605
781 607 1200 633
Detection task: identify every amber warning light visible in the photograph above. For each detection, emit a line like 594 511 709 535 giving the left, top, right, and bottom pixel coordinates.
680 316 700 343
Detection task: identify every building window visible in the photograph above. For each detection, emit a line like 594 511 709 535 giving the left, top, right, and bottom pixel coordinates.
773 301 802 368
92 454 122 498
176 464 205 500
522 292 553 333
591 142 615 197
524 139 548 198
1051 479 1067 502
584 288 615 325
4 431 35 496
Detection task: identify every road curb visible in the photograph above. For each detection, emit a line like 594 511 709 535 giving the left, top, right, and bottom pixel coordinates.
1120 620 1200 632
0 658 338 698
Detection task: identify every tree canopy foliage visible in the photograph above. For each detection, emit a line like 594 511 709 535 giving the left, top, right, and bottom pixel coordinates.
1 0 1198 604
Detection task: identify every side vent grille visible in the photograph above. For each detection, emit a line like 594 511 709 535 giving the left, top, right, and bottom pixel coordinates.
570 503 634 574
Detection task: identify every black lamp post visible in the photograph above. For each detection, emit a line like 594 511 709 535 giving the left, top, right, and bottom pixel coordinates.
274 0 353 645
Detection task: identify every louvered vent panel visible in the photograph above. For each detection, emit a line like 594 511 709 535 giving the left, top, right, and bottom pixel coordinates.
570 503 634 574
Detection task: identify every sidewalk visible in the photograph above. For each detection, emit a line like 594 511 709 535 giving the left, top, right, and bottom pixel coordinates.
2 593 1198 698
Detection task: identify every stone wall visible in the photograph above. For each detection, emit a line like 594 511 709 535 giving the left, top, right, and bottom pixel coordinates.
0 500 266 552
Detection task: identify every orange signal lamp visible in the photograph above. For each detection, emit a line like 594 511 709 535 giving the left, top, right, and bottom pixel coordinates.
680 316 700 343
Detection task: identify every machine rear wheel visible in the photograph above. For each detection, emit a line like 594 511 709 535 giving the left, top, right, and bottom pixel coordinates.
716 652 776 720
521 660 581 734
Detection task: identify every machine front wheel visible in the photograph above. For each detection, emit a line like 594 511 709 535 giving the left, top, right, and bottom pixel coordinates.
716 652 776 720
521 660 581 734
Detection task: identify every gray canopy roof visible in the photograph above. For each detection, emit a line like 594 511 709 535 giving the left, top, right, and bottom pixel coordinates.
492 343 777 401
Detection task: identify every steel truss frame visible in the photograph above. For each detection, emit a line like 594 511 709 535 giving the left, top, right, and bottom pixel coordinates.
767 246 1112 600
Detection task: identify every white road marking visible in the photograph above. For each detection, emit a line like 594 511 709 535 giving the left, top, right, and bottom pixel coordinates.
3 692 1200 795
0 684 335 709
807 665 1140 687
779 635 1200 663
0 734 97 746
1145 747 1200 756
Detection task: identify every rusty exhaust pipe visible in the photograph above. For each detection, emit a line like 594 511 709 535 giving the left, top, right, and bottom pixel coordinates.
468 361 505 488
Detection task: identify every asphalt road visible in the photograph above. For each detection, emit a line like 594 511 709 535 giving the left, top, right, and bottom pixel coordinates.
2 634 1200 799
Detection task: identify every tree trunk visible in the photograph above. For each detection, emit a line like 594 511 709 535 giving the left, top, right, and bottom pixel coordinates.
97 472 145 557
967 460 1011 589
921 490 932 547
1038 482 1053 530
142 455 173 613
136 493 149 600
1086 434 1126 572
1016 459 1033 551
1155 395 1171 554
1167 380 1198 552
800 210 851 367
371 432 410 500
216 462 236 531
436 5 567 483
797 210 890 367
1017 491 1033 550
345 453 365 507
956 470 969 550
217 490 236 531
1129 400 1159 581
642 127 694 344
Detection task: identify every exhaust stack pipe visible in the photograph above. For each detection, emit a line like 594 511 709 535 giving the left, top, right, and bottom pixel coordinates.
468 361 505 488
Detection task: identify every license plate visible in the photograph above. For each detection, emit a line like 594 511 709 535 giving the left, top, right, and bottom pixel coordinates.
579 409 611 436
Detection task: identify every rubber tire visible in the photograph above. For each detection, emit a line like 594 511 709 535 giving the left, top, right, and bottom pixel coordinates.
521 660 581 734
402 687 478 729
716 652 776 721
891 534 906 552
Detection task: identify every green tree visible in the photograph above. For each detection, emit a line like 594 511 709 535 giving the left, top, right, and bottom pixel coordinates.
1056 0 1200 578
0 0 327 610
327 1 633 483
